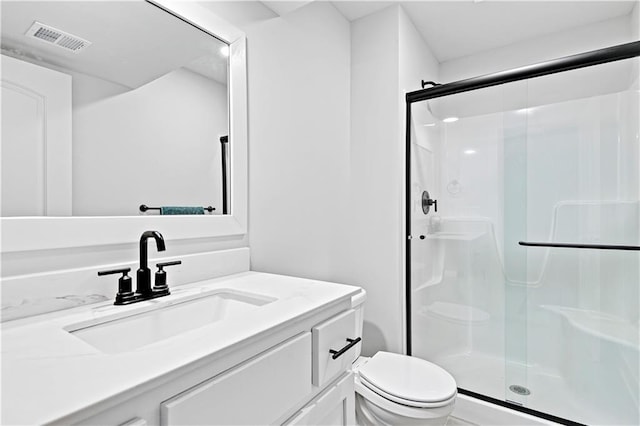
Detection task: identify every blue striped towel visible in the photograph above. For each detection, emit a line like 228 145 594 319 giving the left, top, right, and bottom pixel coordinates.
160 206 205 215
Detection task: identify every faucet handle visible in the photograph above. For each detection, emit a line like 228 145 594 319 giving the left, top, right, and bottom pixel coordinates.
156 261 182 269
97 267 136 305
153 260 182 295
97 267 131 276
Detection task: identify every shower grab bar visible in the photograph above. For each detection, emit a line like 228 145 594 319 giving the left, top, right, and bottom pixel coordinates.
519 241 640 251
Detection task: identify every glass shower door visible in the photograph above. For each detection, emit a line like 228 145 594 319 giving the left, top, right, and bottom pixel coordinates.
504 62 640 424
409 83 515 404
408 56 639 425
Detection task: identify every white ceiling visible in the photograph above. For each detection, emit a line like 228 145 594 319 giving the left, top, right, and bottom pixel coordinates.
196 1 638 64
331 1 637 62
262 1 315 16
329 1 396 22
7 1 631 86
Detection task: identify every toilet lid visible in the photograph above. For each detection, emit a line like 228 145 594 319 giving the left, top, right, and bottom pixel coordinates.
357 352 457 405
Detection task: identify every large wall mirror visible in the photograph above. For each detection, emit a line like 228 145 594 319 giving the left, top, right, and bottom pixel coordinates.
1 0 248 251
2 0 230 217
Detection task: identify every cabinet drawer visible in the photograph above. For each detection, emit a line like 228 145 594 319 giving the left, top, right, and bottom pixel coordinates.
312 309 358 387
161 332 312 425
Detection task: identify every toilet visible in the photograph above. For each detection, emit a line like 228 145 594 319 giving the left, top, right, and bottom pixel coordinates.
350 291 457 425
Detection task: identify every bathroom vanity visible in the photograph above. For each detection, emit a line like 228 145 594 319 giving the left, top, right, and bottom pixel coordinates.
1 0 361 423
2 1 359 424
1 272 363 425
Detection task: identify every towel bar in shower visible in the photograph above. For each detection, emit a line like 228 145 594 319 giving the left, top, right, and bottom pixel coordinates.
139 205 215 213
519 241 640 251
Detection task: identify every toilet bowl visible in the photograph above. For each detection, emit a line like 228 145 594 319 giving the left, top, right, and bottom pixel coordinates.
350 291 457 426
353 352 457 425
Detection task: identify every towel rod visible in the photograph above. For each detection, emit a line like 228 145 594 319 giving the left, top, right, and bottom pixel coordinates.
519 241 640 251
139 205 215 213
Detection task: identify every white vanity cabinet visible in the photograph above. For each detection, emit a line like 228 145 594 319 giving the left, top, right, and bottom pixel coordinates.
2 273 364 425
282 308 359 426
160 332 312 425
284 372 356 425
72 305 360 426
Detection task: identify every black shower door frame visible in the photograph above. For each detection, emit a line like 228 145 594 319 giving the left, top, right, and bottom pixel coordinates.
403 40 640 426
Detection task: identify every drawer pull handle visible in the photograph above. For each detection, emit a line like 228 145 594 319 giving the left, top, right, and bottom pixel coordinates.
329 337 362 360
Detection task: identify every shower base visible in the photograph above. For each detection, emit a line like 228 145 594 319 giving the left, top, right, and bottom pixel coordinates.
436 352 638 425
449 393 554 426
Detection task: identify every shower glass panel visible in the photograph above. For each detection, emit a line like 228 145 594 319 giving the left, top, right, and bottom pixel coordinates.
409 56 639 425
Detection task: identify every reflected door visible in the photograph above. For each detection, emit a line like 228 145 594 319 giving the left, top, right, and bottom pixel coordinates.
1 54 72 216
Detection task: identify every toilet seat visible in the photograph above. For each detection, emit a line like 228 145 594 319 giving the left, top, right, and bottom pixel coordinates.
359 375 456 408
354 376 455 421
355 352 457 409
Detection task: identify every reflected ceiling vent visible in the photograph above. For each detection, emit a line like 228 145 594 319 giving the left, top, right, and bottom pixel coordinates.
25 21 91 53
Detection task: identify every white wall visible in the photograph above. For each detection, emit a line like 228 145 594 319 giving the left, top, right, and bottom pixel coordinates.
398 8 440 100
441 14 635 83
207 2 439 356
633 2 640 40
351 5 438 355
242 2 352 287
350 5 401 356
73 68 227 216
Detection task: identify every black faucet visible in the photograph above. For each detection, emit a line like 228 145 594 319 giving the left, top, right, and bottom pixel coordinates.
136 230 166 297
97 230 181 305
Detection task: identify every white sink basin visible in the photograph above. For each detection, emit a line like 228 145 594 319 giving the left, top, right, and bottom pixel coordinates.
65 290 275 354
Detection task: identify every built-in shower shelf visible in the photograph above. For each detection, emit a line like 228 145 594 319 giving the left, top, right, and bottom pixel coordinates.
542 305 639 350
413 277 444 291
413 268 460 291
416 302 490 324
424 231 486 241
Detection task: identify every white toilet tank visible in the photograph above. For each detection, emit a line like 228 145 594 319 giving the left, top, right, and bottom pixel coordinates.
351 289 367 360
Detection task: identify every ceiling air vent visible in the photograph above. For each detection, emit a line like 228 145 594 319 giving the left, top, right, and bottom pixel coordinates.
25 21 91 53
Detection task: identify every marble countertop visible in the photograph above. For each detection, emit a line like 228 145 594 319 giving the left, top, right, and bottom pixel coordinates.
1 271 361 425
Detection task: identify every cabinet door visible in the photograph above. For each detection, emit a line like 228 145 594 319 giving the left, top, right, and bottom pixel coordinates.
119 418 148 426
161 332 312 425
285 372 355 426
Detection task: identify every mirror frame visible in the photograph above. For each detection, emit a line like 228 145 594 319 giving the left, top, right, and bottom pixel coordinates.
0 0 247 252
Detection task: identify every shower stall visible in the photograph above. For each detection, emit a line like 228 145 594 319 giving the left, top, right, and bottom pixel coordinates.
406 41 640 425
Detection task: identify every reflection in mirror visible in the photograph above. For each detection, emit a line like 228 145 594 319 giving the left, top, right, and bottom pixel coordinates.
1 0 230 217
